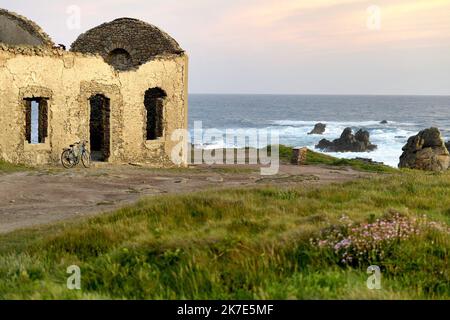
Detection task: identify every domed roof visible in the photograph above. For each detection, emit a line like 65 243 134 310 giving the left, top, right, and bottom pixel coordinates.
0 8 54 46
70 18 184 71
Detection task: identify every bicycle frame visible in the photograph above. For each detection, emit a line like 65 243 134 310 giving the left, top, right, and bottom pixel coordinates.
63 140 89 166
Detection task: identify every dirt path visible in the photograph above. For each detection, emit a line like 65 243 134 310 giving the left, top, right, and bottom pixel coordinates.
0 164 370 234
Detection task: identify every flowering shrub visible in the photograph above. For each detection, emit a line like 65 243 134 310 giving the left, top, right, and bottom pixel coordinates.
310 212 449 265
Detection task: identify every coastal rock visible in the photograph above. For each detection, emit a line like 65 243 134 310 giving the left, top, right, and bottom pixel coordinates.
308 123 326 135
315 127 377 152
380 120 388 124
398 127 450 171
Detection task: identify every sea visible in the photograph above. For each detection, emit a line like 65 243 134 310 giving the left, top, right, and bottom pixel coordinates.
189 94 450 167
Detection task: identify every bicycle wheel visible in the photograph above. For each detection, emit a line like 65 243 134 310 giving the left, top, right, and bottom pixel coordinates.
81 150 91 168
61 149 75 169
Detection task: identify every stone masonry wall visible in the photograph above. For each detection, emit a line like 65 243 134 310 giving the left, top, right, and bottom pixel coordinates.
0 44 188 166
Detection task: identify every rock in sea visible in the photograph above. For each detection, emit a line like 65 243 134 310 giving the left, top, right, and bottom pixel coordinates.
308 123 326 135
315 127 377 152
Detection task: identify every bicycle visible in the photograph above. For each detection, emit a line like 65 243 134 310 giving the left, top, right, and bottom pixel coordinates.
61 140 91 168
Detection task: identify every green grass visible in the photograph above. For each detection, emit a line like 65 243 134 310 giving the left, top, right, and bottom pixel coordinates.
0 160 29 173
304 149 397 173
275 145 397 173
0 169 448 300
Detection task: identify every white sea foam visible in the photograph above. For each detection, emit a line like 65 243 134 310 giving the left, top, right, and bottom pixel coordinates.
189 94 450 168
189 120 424 167
275 122 417 167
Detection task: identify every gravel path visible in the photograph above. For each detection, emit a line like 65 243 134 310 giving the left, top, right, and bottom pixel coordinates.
0 164 369 233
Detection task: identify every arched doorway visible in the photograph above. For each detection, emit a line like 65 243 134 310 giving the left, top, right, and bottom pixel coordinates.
144 88 167 141
89 94 110 161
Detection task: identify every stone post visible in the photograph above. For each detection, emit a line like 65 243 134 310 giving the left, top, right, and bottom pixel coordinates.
292 147 308 165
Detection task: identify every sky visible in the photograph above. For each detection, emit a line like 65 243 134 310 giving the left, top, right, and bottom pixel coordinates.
2 0 450 95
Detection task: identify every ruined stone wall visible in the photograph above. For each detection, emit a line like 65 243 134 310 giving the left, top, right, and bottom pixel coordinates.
0 45 188 166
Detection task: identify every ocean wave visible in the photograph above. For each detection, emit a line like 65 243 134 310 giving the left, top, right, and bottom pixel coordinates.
188 116 450 167
189 122 420 167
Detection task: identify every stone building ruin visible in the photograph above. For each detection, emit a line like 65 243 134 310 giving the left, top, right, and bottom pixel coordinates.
0 8 188 166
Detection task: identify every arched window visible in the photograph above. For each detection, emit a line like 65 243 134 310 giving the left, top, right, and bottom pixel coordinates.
106 48 132 71
144 88 167 141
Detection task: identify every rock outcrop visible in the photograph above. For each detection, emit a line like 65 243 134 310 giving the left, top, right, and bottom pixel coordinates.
380 120 388 124
315 127 377 152
398 127 450 171
308 123 326 135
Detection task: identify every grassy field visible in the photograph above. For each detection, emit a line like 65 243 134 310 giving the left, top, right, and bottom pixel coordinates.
0 160 448 299
302 148 397 173
0 160 29 173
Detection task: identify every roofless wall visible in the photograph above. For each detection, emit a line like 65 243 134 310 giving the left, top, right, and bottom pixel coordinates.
0 9 188 167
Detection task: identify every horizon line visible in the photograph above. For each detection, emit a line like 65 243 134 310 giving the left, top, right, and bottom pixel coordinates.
189 93 450 97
